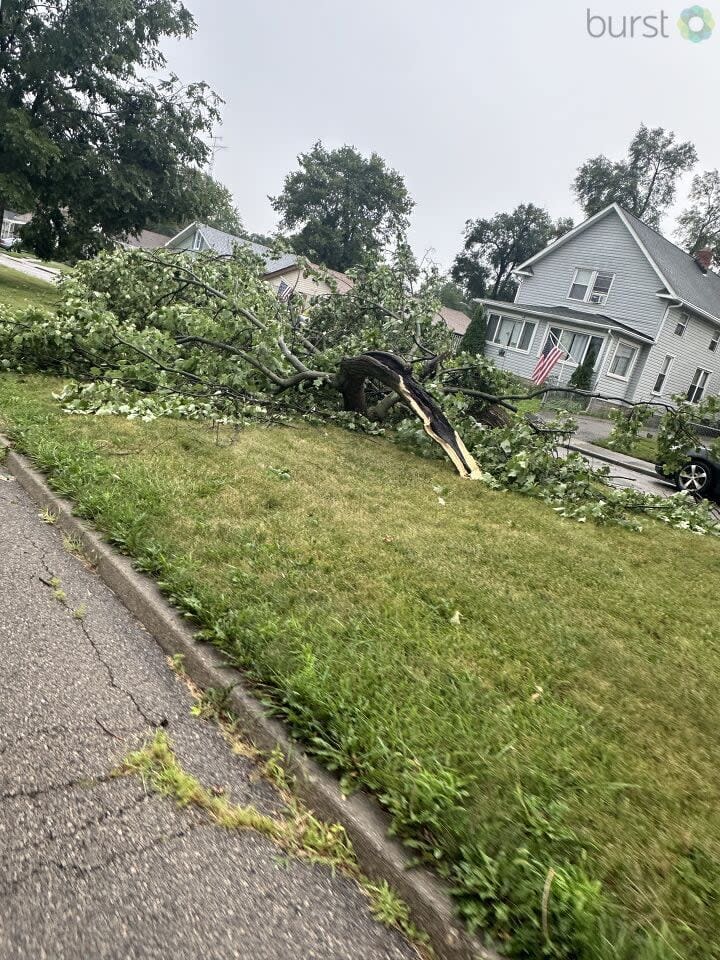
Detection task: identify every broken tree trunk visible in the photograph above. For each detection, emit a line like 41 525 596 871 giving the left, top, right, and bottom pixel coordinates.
336 351 482 480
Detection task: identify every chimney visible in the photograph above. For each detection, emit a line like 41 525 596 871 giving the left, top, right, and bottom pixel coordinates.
695 248 713 272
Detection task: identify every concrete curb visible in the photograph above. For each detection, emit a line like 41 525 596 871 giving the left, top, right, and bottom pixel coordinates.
567 441 660 479
0 439 497 960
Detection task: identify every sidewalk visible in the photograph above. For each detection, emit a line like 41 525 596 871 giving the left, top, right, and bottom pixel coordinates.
0 252 60 283
566 437 660 479
0 465 417 960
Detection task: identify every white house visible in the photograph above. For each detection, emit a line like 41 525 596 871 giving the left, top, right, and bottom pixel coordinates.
479 203 720 405
1 210 31 242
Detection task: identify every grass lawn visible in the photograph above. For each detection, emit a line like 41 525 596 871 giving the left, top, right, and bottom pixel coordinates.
1 374 719 956
596 436 659 464
0 264 59 311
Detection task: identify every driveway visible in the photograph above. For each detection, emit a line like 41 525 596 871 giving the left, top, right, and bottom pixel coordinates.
0 251 60 283
573 446 671 496
0 466 417 960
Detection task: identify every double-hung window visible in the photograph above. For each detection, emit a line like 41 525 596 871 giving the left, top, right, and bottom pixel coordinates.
568 268 615 305
192 231 203 251
607 340 638 380
710 332 720 353
652 355 673 395
485 313 536 351
674 314 689 337
687 368 711 404
541 327 604 366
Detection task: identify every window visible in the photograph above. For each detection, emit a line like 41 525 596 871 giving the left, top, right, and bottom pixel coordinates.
568 268 615 305
652 355 674 395
687 368 711 404
541 327 604 366
568 268 593 302
607 341 638 380
192 230 202 251
710 332 720 353
485 313 536 352
674 314 688 337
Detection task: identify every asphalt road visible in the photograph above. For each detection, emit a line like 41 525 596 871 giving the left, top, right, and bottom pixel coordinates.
0 468 417 960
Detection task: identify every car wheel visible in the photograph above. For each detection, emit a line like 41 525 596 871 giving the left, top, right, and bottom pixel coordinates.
676 460 714 496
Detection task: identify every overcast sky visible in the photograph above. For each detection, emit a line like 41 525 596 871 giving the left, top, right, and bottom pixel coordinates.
164 0 720 270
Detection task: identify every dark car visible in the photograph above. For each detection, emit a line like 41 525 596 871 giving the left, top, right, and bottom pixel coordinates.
656 448 720 501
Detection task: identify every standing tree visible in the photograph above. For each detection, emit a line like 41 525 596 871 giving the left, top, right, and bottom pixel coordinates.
676 170 720 260
452 205 572 303
150 168 243 237
270 142 414 271
573 125 697 228
459 304 487 356
0 0 220 259
438 280 471 313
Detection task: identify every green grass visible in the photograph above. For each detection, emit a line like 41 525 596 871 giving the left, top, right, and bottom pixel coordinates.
596 436 659 464
0 264 59 310
2 374 720 957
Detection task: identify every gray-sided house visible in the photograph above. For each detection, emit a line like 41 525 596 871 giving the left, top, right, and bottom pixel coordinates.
164 223 354 298
479 203 720 405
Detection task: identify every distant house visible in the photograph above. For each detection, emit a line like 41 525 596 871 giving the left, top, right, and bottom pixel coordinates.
121 229 171 251
438 306 471 349
164 223 354 298
479 202 720 405
165 222 469 344
1 210 32 242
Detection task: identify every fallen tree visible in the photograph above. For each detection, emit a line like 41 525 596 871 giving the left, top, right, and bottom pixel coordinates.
1 246 718 534
0 246 510 475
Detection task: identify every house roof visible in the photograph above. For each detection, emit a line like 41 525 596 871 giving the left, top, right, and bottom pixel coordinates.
619 208 720 324
438 305 471 335
480 299 656 344
165 222 293 273
123 229 172 250
165 222 356 292
2 211 32 224
515 203 720 326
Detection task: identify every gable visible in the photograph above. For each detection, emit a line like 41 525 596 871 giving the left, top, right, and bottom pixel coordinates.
514 209 668 338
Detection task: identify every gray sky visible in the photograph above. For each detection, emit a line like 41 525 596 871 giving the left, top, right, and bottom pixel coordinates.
164 0 720 270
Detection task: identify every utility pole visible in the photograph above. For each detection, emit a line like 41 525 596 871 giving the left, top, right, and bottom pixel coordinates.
208 135 226 177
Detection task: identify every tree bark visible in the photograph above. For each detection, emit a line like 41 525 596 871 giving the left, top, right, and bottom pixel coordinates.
336 351 482 479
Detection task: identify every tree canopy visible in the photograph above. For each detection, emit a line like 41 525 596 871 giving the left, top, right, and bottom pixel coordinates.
452 204 573 303
0 0 220 259
270 142 414 272
573 125 697 228
676 169 720 262
150 168 243 237
438 280 471 313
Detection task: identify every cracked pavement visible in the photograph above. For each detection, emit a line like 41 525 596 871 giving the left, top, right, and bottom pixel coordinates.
0 469 418 960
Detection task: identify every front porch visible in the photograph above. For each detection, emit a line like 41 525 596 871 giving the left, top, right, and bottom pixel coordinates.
479 299 654 402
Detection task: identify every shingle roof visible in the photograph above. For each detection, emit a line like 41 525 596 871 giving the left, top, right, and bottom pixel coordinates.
620 208 720 323
438 306 471 335
481 300 655 344
123 229 171 250
166 222 355 291
194 223 282 263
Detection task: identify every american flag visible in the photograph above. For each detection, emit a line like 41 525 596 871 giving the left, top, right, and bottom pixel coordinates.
277 279 294 303
531 343 567 385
